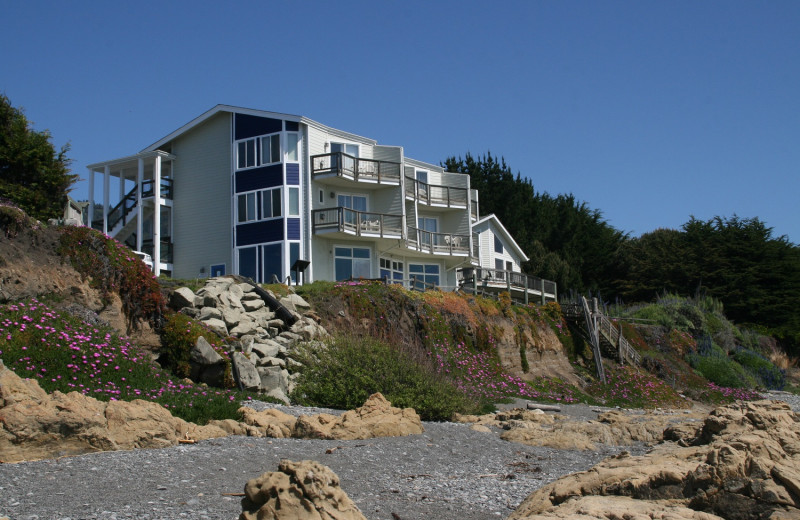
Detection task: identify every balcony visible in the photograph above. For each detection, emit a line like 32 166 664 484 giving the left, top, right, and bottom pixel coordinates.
457 267 558 303
312 153 401 186
405 176 468 208
312 207 403 238
405 227 471 256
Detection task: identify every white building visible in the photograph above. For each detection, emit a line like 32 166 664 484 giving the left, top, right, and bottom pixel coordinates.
87 105 555 302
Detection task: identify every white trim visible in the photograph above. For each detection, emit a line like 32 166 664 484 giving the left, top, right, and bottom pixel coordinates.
473 214 529 262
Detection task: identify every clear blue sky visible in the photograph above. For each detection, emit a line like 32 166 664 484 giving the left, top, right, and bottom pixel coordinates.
3 0 798 243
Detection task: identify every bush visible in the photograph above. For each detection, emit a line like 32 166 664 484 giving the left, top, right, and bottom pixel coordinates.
733 348 785 390
159 312 234 387
290 334 482 420
57 226 164 327
689 344 756 389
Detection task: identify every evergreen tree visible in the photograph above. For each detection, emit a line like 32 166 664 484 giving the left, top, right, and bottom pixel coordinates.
0 94 76 221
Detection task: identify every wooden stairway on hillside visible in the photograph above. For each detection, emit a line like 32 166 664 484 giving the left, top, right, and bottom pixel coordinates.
562 297 641 384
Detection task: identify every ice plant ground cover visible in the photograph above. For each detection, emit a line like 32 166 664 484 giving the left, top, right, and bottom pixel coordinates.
0 299 250 424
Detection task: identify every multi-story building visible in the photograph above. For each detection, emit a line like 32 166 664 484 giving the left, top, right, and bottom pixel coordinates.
87 105 555 302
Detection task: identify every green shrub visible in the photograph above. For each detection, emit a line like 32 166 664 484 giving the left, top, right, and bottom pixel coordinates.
158 312 234 387
57 226 164 327
290 334 483 420
732 348 785 390
689 345 756 389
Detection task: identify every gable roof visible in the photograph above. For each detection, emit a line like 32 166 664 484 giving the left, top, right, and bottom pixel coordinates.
473 214 529 262
141 104 378 153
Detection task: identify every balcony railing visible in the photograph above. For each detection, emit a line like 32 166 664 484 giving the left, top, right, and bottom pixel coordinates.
405 176 468 208
457 267 557 302
406 227 471 256
311 153 401 184
312 207 403 237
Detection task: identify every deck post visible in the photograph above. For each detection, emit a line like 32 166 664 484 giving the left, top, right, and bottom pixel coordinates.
472 273 477 296
540 278 545 305
524 275 529 305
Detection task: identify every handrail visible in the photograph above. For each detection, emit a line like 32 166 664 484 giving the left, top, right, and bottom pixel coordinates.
406 227 471 256
562 297 641 368
312 207 403 237
311 153 401 184
457 267 558 301
404 176 468 207
582 296 606 383
101 178 174 233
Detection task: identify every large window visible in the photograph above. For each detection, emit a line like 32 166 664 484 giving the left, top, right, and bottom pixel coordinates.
237 243 286 284
380 258 404 284
418 216 438 247
335 247 370 280
237 188 282 223
409 263 440 288
494 234 504 254
236 133 280 170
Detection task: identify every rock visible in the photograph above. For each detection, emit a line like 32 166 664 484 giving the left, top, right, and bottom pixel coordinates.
0 364 229 462
256 366 289 404
230 318 258 337
232 352 260 391
169 287 196 310
251 340 282 359
239 407 297 438
199 306 223 321
242 298 265 312
293 393 424 440
222 307 244 328
240 460 367 520
508 400 800 520
201 317 228 337
190 336 224 366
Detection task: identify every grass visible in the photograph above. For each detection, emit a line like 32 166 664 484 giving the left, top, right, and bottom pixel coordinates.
0 298 258 424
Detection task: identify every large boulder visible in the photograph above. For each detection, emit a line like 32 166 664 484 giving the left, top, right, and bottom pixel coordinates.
240 459 366 520
0 363 229 462
508 400 800 520
232 352 261 391
293 393 424 440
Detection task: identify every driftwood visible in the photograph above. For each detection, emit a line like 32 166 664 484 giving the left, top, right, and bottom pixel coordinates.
231 275 298 327
527 402 562 412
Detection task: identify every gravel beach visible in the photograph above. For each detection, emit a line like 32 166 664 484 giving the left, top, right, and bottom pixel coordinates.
1 394 797 520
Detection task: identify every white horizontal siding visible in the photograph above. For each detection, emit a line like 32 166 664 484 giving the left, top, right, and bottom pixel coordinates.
171 112 232 278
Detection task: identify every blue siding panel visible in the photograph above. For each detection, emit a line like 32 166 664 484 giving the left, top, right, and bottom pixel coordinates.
236 220 284 246
236 164 283 193
235 114 282 141
286 163 300 185
287 218 300 240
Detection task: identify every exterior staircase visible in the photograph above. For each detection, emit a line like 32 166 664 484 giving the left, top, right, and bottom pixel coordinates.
562 296 641 384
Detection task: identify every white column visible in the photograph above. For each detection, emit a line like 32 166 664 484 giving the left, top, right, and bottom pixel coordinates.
152 155 161 276
118 169 125 202
87 168 94 227
136 158 143 252
102 166 110 235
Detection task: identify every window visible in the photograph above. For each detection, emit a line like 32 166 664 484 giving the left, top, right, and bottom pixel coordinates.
239 246 257 280
380 258 404 284
334 247 370 280
237 243 286 284
289 242 300 282
409 263 440 288
338 194 367 227
237 139 256 169
330 142 358 173
286 133 299 162
288 187 299 216
238 192 257 222
261 134 280 164
236 133 280 170
495 259 506 280
210 264 226 277
494 234 504 254
418 216 438 247
319 189 324 204
261 187 282 219
237 188 281 223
